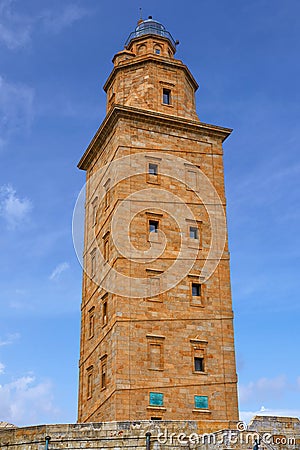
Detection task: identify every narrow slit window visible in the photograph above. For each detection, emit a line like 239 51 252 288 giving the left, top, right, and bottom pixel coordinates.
102 299 107 326
149 220 159 233
163 88 171 105
91 250 96 277
104 179 111 209
104 236 110 262
92 197 98 226
87 373 92 398
88 307 95 338
101 357 107 389
87 367 93 399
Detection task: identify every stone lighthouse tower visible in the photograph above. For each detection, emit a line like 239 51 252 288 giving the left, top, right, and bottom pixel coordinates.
77 17 239 430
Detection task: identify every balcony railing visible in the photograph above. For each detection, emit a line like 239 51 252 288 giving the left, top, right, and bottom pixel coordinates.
125 23 176 48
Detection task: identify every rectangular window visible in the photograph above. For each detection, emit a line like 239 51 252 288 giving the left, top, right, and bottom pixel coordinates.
87 367 93 399
149 163 158 175
187 220 202 249
92 197 98 226
87 373 93 398
194 357 204 372
91 249 96 277
149 220 158 233
146 270 163 302
190 226 198 239
189 278 205 307
146 157 161 184
194 395 208 409
192 283 201 297
104 179 110 210
191 339 207 373
88 307 95 338
149 343 163 370
149 392 164 406
148 276 160 298
102 296 107 326
101 356 107 389
186 168 198 191
162 88 171 105
103 235 110 262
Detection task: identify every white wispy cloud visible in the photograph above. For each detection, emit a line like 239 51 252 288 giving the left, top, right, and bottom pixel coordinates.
228 147 300 229
0 375 59 425
0 184 32 229
0 333 20 347
15 289 27 295
240 406 300 424
239 375 288 404
0 0 31 49
49 262 70 281
0 362 5 374
0 1 90 50
41 4 90 34
0 75 34 146
238 375 300 423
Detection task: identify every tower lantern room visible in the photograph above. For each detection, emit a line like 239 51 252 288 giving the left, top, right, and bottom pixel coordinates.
125 16 177 57
104 16 199 121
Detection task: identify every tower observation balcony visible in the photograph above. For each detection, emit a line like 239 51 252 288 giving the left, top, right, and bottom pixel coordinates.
125 16 177 51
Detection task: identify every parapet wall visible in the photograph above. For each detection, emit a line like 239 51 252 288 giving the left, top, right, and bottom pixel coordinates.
0 417 299 450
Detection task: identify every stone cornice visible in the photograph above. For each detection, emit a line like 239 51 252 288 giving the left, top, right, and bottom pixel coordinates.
78 105 232 171
103 54 199 92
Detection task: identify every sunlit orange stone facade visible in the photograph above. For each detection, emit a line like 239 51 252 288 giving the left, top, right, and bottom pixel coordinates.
77 17 239 431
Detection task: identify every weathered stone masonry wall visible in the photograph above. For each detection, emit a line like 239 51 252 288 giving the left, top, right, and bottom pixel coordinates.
0 417 299 450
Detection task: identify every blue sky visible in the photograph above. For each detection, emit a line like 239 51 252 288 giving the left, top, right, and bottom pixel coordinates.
0 0 299 426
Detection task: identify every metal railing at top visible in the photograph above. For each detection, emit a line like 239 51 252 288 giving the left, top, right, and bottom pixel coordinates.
125 25 176 48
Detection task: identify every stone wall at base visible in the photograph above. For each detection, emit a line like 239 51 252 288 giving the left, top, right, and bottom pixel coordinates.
0 417 299 450
249 415 300 435
249 416 300 449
